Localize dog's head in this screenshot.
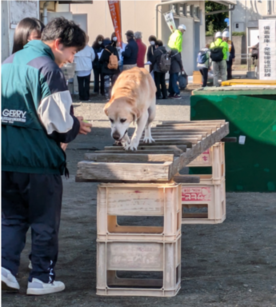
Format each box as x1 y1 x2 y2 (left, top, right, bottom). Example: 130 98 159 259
103 97 140 141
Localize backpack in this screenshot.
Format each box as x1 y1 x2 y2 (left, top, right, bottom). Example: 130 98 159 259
197 50 208 64
158 50 171 73
105 48 118 70
210 42 224 62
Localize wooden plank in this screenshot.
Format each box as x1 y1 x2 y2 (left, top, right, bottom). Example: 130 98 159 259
100 149 184 156
161 120 226 125
84 153 174 163
151 134 204 140
76 161 172 182
173 175 200 183
151 131 209 136
169 123 229 176
104 145 187 151
151 127 215 132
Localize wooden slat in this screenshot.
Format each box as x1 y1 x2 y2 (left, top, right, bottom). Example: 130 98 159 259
161 120 225 125
152 134 204 140
84 153 174 163
76 161 172 182
105 145 187 151
169 123 229 176
173 175 200 183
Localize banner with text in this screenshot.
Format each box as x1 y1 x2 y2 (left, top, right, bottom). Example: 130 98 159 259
259 19 276 80
163 10 176 33
108 0 122 47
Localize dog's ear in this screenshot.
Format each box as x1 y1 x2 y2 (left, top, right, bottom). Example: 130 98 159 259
131 107 140 122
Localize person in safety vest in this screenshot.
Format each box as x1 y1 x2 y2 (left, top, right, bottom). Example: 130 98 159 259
210 31 229 86
168 24 186 53
222 31 235 80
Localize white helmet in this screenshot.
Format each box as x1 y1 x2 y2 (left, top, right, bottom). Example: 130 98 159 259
222 31 229 38
215 31 222 38
178 24 186 31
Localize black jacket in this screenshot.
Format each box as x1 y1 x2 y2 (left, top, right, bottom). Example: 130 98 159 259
228 41 235 64
169 49 183 74
99 45 120 75
92 45 104 70
122 38 138 65
147 45 155 63
152 46 167 73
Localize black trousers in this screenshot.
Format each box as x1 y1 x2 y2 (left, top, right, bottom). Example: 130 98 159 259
77 74 90 101
2 171 62 283
227 62 232 80
154 72 167 99
199 68 208 87
93 67 104 95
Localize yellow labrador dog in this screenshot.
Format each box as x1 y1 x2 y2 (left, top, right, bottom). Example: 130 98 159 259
103 67 156 151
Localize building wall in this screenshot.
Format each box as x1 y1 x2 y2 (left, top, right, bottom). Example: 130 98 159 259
231 0 276 32
70 1 161 48
70 0 205 75
2 0 40 61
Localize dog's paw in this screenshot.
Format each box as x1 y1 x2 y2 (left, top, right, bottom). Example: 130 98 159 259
122 141 130 150
128 140 139 151
143 136 155 144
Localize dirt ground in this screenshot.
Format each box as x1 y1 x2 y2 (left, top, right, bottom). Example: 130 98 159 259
2 92 276 307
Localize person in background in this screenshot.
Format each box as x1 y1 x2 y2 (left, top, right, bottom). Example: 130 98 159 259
92 35 105 96
2 17 92 296
122 30 138 71
210 31 229 86
197 43 211 87
222 31 235 80
250 37 259 74
74 35 95 101
168 48 183 99
147 35 157 72
99 38 120 99
168 24 186 53
134 31 147 68
111 32 126 72
152 40 168 100
12 17 45 54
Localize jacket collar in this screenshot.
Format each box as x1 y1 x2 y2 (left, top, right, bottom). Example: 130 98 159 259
24 40 55 61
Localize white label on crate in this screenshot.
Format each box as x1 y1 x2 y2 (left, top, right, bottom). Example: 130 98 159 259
182 187 211 202
107 242 163 270
239 135 246 145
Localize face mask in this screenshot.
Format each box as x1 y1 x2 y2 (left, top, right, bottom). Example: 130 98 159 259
150 41 155 45
113 37 117 42
98 41 102 45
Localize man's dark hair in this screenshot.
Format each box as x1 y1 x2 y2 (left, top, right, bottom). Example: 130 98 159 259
148 35 157 42
156 40 163 47
41 17 86 51
12 18 45 54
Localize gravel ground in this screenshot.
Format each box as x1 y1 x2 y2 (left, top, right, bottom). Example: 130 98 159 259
2 91 276 307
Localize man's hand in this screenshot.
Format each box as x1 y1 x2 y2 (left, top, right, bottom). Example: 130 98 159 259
77 116 92 135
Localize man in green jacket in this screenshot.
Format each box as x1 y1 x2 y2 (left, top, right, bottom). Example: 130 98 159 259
168 24 186 53
1 17 92 295
210 31 229 86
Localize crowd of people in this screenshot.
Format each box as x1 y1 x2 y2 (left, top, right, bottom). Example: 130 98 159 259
197 30 236 87
74 25 186 100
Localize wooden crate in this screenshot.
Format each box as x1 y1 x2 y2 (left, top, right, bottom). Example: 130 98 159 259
180 175 226 224
96 235 181 297
187 142 225 181
97 183 181 242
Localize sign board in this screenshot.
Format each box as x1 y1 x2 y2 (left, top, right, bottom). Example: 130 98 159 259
9 0 39 29
259 19 276 80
